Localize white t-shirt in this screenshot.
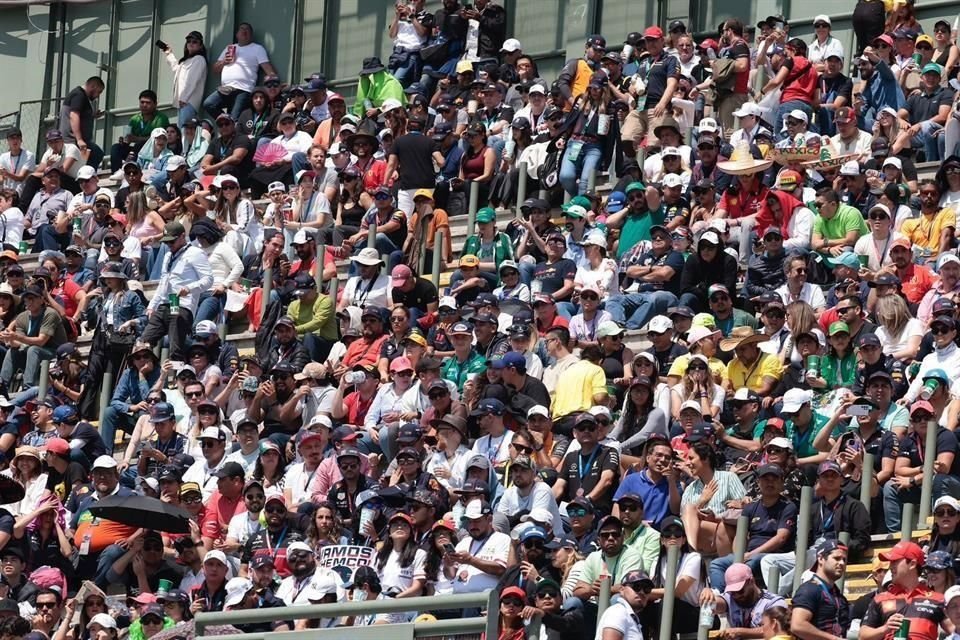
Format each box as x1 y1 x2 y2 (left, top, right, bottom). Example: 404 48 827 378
775 282 826 310
283 462 319 506
875 318 924 357
941 190 960 212
68 188 114 215
98 236 141 263
471 431 514 465
394 20 426 51
0 207 25 247
658 551 705 606
451 531 511 594
218 42 270 93
378 548 427 594
574 259 619 299
276 567 340 606
226 511 263 547
595 599 644 640
0 150 35 192
854 231 904 271
223 447 259 477
341 274 391 309
40 144 83 179
495 481 564 535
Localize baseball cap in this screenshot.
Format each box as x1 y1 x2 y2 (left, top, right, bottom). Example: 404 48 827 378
878 541 925 564
464 499 492 519
648 315 673 333
92 455 118 470
732 103 762 118
724 563 754 592
781 388 813 413
818 460 842 475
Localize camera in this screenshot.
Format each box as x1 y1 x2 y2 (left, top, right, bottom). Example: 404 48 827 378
49 366 63 380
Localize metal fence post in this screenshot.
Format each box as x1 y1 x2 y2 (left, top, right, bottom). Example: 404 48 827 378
467 182 480 232
587 168 597 193
658 544 680 640
260 267 273 320
316 243 326 291
431 229 445 290
792 486 814 595
367 220 377 253
901 503 915 542
36 360 50 401
483 587 499 640
98 366 113 426
860 452 875 512
733 515 749 562
768 565 781 595
837 532 851 593
918 422 938 526
517 161 528 209
597 575 612 619
563 190 572 205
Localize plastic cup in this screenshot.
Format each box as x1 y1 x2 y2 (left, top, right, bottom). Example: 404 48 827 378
241 278 252 293
168 293 180 313
18 241 27 255
920 378 940 400
805 354 820 374
157 579 172 594
597 114 611 135
858 255 869 268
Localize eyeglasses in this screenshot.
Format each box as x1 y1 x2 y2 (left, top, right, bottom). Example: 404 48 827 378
598 530 621 539
932 325 954 335
264 505 286 514
398 457 419 465
936 508 959 517
547 238 566 245
181 495 202 504
339 462 359 471
574 423 597 433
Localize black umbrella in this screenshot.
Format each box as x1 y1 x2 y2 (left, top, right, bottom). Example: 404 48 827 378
88 494 192 533
0 477 24 504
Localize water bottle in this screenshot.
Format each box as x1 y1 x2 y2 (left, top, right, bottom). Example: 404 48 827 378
699 601 715 628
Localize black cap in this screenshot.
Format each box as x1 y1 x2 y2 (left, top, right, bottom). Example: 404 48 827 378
586 34 607 49
869 273 901 288
858 333 882 348
667 305 695 318
669 20 687 32
214 461 245 479
867 370 893 384
756 463 784 477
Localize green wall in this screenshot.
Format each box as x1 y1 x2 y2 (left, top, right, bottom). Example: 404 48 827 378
1 0 958 153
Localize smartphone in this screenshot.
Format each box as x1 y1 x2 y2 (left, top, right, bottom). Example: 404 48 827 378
155 39 167 50
847 403 873 417
442 542 455 554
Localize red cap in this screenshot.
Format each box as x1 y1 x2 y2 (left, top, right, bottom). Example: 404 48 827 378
389 512 415 527
889 238 912 251
872 34 894 48
644 26 664 39
878 541 925 564
910 400 935 416
44 438 70 457
501 586 527 601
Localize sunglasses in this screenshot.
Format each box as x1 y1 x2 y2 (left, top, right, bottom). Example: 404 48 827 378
393 370 414 377
709 295 729 302
836 306 857 313
94 202 111 209
568 508 589 518
932 325 954 335
201 440 221 449
764 310 785 319
502 598 525 607
181 495 202 504
245 493 265 501
793 268 807 275
574 423 598 433
339 462 359 471
936 508 959 517
580 293 599 301
868 212 889 220
512 443 533 455
687 364 708 371
598 530 621 539
222 184 239 191
264 505 286 514
124 169 140 176
36 602 59 610
185 391 204 398
911 414 934 423
537 591 560 599
142 618 163 625
522 540 545 549
398 456 419 464
765 446 787 454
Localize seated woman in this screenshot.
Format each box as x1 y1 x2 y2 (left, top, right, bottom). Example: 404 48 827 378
680 441 745 555
670 355 724 420
807 321 857 393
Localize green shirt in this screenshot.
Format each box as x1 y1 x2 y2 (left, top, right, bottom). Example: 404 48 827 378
288 294 337 341
713 308 758 337
622 524 661 574
788 412 829 458
617 209 666 258
128 111 170 139
441 352 486 392
461 232 514 272
813 203 868 244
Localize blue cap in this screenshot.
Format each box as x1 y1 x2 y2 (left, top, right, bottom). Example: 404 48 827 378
923 368 950 384
489 352 526 370
826 251 860 270
544 533 578 549
149 402 176 423
606 191 627 213
51 405 77 423
303 78 326 92
519 526 549 543
470 398 506 417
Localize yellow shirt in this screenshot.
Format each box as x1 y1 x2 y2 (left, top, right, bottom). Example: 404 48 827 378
667 354 727 382
900 209 956 253
725 353 783 391
551 359 607 417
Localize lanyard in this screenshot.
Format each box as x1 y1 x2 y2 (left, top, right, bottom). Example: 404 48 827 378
298 192 315 223
578 446 601 480
265 524 288 561
485 434 505 463
820 496 842 532
469 533 492 556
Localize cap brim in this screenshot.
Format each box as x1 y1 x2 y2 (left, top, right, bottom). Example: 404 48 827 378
725 578 750 593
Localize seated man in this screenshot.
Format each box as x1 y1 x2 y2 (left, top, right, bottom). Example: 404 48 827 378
605 224 684 331
0 284 67 391
811 188 868 260
896 62 952 162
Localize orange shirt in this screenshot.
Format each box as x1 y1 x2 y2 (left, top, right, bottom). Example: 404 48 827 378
343 334 388 369
71 488 137 554
898 263 936 305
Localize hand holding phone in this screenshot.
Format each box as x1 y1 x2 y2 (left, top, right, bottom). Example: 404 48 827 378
155 40 168 51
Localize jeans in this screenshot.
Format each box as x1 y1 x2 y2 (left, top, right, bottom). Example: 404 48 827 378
733 218 758 266
33 223 69 253
517 259 536 286
99 404 138 455
604 291 678 330
203 89 252 121
291 151 310 177
0 345 56 390
710 553 766 591
882 474 960 532
775 100 815 141
559 141 603 196
194 291 225 325
679 291 705 313
140 304 194 361
389 49 421 88
303 333 335 363
178 104 199 128
910 120 945 162
150 243 170 281
110 141 140 173
555 301 577 320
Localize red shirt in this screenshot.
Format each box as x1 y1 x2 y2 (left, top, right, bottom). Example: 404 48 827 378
200 491 246 542
344 391 375 426
719 182 770 220
343 334 388 368
898 263 936 305
780 56 818 105
353 158 389 194
863 583 944 640
289 250 335 279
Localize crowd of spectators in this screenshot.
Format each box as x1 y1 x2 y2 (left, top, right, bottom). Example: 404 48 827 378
3 1 960 640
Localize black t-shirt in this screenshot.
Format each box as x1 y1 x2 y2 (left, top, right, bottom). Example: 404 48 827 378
905 86 955 125
792 577 851 637
639 52 681 106
898 427 960 476
208 134 254 180
559 444 620 514
632 249 685 296
646 342 688 378
0 509 14 539
516 375 551 408
241 525 306 578
114 186 142 215
743 497 798 550
68 423 107 463
45 461 87 503
61 86 95 142
820 73 853 104
506 221 562 264
861 428 900 474
119 559 184 596
391 133 437 189
392 277 439 312
434 7 469 44
533 259 577 300
662 197 690 226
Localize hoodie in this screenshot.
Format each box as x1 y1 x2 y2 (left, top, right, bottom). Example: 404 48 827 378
755 190 815 252
680 243 738 305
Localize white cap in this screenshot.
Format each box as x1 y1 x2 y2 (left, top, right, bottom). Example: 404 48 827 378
679 400 703 414
176 363 196 377
381 98 404 114
267 181 286 193
634 351 657 365
137 476 159 493
194 320 219 336
212 174 238 188
294 169 315 184
648 315 673 333
698 117 719 133
732 102 762 118
288 541 314 555
464 499 490 519
661 146 680 158
767 436 793 450
87 614 118 630
934 495 960 512
839 161 860 176
76 165 97 181
501 38 523 53
199 426 225 441
378 128 393 140
166 155 187 171
527 405 550 419
661 173 683 188
781 388 814 413
732 387 758 402
307 414 333 430
689 354 709 367
813 14 831 25
328 142 346 155
724 247 739 261
439 295 457 310
520 507 554 524
946 585 960 606
92 455 118 470
787 109 809 124
882 157 903 171
938 253 960 270
700 231 721 246
203 550 228 565
304 572 340 600
224 577 254 608
292 229 313 245
589 405 612 420
528 84 547 95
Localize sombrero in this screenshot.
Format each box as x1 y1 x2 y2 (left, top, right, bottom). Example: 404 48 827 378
717 141 773 176
802 146 859 171
768 146 820 165
719 326 770 352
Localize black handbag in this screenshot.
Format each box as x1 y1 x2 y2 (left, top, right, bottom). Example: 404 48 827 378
420 38 449 67
538 150 561 189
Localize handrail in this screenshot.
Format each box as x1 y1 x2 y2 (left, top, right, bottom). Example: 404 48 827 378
194 589 493 636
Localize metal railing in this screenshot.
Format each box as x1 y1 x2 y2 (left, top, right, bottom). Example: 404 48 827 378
195 590 498 640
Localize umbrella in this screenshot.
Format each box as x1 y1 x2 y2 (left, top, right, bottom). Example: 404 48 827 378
0 476 24 504
88 495 192 533
253 142 289 164
499 298 531 317
152 621 242 640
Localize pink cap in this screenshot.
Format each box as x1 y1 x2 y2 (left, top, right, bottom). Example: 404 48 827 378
131 593 157 604
724 563 753 593
391 264 413 286
910 400 935 415
390 356 414 373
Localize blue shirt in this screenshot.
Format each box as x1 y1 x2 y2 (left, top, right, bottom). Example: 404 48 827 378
743 497 798 551
110 366 161 414
614 468 678 528
864 60 905 113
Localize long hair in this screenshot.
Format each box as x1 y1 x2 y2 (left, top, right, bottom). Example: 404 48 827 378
305 501 344 549
762 606 792 636
180 38 207 63
376 522 418 571
558 547 584 585
253 447 288 485
126 191 148 230
785 300 816 337
875 293 911 341
619 383 654 444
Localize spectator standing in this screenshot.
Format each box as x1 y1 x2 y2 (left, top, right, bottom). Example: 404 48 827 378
162 31 209 126
203 23 277 121
386 115 436 215
388 0 429 87
109 90 170 174
58 76 105 169
715 20 752 131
